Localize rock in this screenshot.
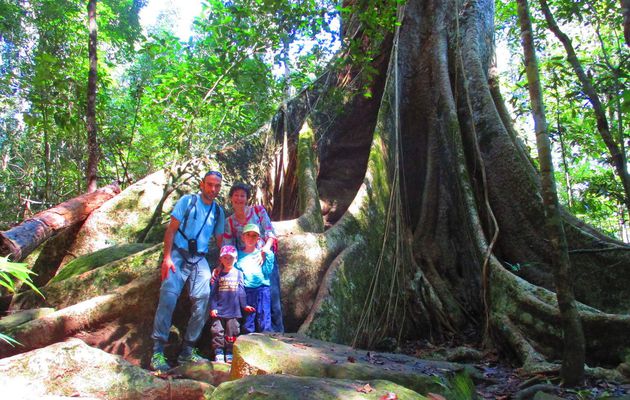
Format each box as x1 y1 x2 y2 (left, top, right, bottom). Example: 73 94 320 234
0 338 212 399
423 346 485 363
170 361 232 386
58 158 215 267
532 392 564 400
231 333 468 395
211 374 427 399
0 308 55 330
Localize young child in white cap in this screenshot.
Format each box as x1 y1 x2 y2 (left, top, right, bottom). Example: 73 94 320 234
209 244 255 363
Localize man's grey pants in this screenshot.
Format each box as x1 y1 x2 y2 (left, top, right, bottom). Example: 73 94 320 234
151 250 211 354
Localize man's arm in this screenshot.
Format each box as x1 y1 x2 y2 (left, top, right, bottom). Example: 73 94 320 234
161 216 180 281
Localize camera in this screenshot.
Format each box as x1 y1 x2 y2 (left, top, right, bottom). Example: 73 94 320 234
188 239 198 255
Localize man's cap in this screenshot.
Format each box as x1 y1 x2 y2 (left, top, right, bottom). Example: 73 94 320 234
204 170 223 179
242 223 260 235
220 245 237 258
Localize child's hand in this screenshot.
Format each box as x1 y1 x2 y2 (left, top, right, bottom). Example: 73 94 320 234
244 306 256 313
210 309 218 318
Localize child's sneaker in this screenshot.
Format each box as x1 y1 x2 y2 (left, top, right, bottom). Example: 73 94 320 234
225 352 233 363
214 349 225 363
150 352 170 372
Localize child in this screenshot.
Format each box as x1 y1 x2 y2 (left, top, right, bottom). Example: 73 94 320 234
236 224 275 333
209 245 255 363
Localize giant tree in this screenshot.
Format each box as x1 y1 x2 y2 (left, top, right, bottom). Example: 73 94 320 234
3 0 630 382
257 0 630 377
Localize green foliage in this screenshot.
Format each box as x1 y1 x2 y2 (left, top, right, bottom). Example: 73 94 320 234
0 255 42 346
0 0 146 224
432 372 476 400
0 255 40 295
495 0 629 241
1 0 342 226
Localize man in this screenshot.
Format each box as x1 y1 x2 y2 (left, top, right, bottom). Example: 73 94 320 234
150 170 225 372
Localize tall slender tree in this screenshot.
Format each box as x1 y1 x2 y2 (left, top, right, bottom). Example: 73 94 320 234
516 0 585 385
86 0 98 193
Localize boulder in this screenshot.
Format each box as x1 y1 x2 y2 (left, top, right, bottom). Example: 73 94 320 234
231 333 469 395
211 374 427 399
170 361 232 387
0 338 212 399
58 158 216 268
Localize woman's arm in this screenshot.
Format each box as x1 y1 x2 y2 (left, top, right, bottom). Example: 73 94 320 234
254 206 277 254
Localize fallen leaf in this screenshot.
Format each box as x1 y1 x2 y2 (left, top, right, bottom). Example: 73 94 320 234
356 384 375 393
379 393 398 400
347 356 356 363
292 343 311 349
427 393 447 400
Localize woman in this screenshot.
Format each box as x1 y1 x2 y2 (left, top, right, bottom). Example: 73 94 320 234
223 182 284 333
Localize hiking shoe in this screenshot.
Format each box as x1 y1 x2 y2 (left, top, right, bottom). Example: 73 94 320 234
225 352 233 363
177 348 209 364
150 352 170 372
214 349 225 363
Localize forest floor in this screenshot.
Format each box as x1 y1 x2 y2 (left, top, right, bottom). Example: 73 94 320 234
403 338 630 399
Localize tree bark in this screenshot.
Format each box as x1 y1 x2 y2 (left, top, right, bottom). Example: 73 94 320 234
0 184 119 261
622 0 630 46
517 0 585 385
86 0 99 193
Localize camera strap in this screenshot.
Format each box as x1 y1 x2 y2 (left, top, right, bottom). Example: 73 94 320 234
177 194 216 243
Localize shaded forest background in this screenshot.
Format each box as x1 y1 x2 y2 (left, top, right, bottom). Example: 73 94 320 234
0 0 627 241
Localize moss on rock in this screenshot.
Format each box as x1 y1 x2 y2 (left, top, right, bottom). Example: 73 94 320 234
10 243 162 311
211 374 427 399
51 243 153 283
231 333 464 395
0 338 212 400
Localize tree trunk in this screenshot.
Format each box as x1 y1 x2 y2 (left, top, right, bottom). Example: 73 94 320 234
261 0 630 377
623 0 630 46
86 0 99 193
516 0 585 385
0 184 120 261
